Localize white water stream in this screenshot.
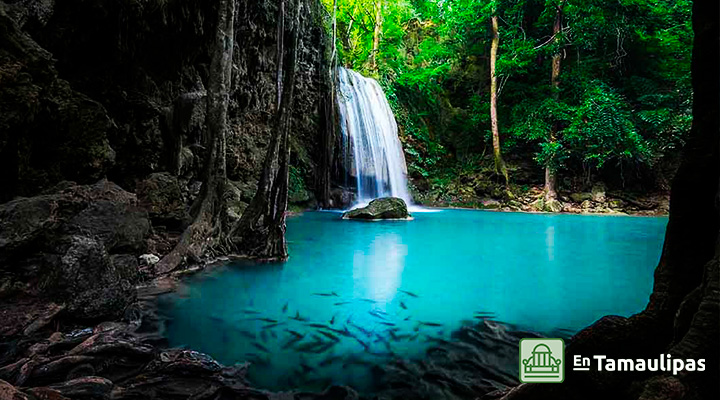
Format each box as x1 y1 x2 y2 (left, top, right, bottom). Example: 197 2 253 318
337 67 412 207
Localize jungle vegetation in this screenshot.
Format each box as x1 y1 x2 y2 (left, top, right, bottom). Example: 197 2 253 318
322 0 693 205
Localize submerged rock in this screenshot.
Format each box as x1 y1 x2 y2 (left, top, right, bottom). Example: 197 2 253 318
342 197 411 220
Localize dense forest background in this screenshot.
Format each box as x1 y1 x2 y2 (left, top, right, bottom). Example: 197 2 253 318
321 0 692 209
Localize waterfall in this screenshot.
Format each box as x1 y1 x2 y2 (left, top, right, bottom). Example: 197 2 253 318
337 67 412 207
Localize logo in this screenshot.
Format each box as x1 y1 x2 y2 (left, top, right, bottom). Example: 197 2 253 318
519 338 565 383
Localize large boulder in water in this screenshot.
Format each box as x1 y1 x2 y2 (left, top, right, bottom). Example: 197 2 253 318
342 197 411 220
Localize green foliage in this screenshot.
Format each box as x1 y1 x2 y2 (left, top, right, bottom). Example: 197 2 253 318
322 0 692 186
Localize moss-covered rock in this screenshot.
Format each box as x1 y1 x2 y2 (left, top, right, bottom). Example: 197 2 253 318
342 197 411 220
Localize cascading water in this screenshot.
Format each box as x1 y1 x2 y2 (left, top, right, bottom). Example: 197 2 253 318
337 67 412 207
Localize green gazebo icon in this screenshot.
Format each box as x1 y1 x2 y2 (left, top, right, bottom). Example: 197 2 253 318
522 344 562 376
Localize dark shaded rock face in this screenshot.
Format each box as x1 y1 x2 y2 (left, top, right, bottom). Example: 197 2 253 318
136 172 189 230
342 197 410 220
0 0 329 210
0 180 149 320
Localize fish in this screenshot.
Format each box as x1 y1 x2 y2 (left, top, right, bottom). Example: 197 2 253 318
473 315 496 320
379 321 396 327
294 341 325 353
419 321 443 327
334 301 352 306
252 342 269 353
290 311 308 322
329 315 336 325
313 292 339 297
245 353 270 366
319 354 344 367
474 311 495 315
424 335 451 345
306 323 331 330
243 317 278 323
349 322 372 337
399 289 419 298
368 350 394 357
241 309 262 315
270 330 278 339
318 330 340 342
286 329 304 338
282 302 289 313
235 330 256 340
400 301 408 310
368 310 387 320
282 335 304 349
404 316 412 321
359 298 377 304
262 322 285 330
326 326 353 338
354 337 369 350
314 341 339 354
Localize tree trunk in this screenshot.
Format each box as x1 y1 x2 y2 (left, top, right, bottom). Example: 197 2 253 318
543 2 563 204
369 0 382 70
229 0 303 260
318 0 338 208
490 15 509 187
155 0 235 274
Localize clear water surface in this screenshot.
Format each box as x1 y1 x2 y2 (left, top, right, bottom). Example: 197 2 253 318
157 209 667 391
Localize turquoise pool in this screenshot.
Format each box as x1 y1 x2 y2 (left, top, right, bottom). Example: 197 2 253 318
157 209 667 392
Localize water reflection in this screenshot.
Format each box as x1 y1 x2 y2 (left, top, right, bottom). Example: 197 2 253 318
545 225 555 261
353 233 407 303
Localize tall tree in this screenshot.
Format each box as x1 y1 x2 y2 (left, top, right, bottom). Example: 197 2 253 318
230 0 304 259
157 0 305 272
369 0 383 70
490 13 509 186
543 0 563 208
156 0 236 273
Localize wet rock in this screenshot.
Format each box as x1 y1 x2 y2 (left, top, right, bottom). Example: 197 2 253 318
0 379 30 400
591 183 606 203
569 192 592 203
532 197 563 213
139 254 160 266
20 303 64 337
0 180 148 321
329 188 355 209
223 181 250 224
24 387 69 400
342 198 410 220
136 173 189 230
47 376 113 399
296 385 359 400
480 199 501 209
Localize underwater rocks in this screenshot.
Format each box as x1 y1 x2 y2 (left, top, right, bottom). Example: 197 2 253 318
0 303 364 400
342 197 410 220
0 180 149 320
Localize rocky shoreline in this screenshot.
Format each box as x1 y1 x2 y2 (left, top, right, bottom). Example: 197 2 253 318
413 183 669 216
